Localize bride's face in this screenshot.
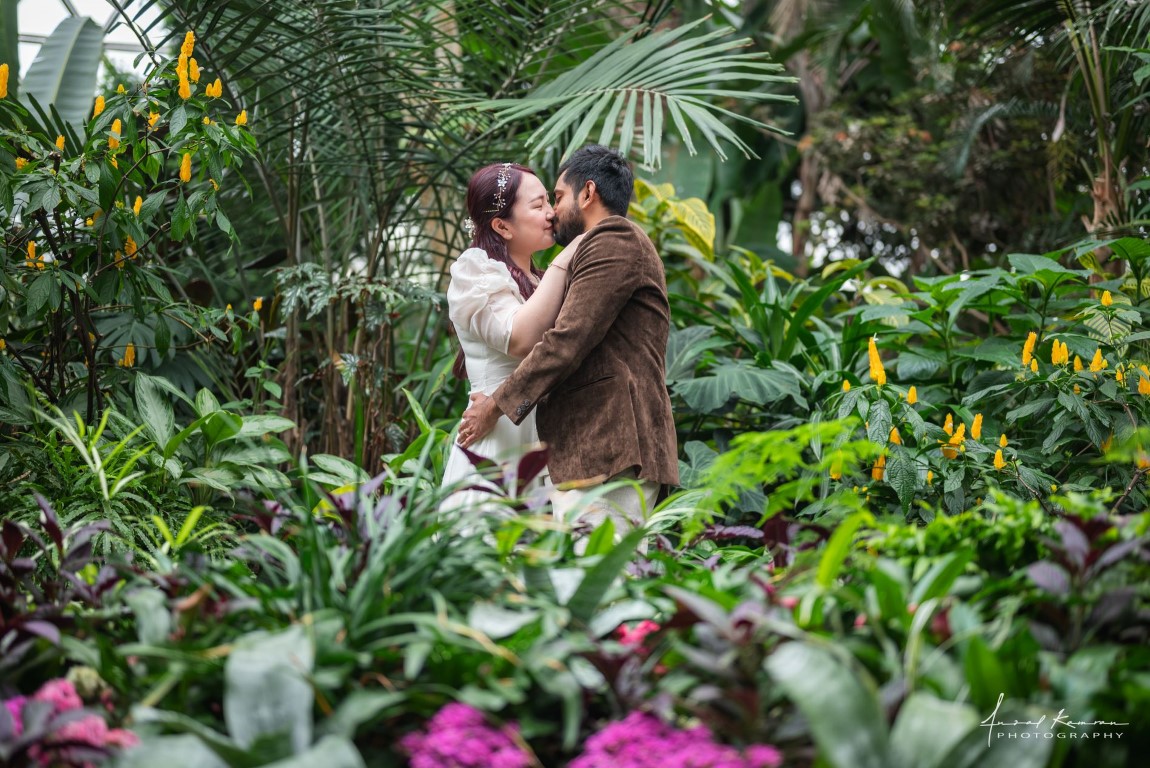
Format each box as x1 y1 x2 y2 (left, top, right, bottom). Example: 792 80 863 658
495 173 555 255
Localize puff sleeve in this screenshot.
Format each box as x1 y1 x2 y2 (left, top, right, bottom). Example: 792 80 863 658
447 248 525 355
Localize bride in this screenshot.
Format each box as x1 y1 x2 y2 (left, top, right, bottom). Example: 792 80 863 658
439 162 582 514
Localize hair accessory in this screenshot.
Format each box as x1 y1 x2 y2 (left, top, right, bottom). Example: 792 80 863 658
462 217 476 236
488 162 512 213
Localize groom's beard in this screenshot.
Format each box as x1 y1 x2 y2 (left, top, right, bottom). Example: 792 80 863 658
553 210 584 246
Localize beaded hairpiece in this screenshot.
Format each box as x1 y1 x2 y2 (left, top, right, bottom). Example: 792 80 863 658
487 162 512 213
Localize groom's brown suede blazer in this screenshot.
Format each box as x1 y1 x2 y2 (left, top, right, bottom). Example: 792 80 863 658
492 215 679 487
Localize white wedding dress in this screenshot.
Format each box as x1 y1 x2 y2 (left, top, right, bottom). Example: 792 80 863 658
439 248 551 515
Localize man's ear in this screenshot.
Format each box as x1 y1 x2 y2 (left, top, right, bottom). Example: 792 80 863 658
581 180 597 208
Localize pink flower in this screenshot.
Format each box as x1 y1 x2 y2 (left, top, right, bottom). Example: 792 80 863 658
53 713 109 746
33 679 82 713
105 728 140 749
779 596 798 610
745 744 784 768
616 620 661 647
4 696 27 736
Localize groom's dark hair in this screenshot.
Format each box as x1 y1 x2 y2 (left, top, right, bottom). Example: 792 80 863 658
558 145 633 216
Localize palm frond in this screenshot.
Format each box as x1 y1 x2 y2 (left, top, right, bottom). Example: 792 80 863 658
468 17 796 166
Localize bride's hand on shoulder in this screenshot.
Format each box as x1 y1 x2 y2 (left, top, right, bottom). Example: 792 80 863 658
552 233 585 269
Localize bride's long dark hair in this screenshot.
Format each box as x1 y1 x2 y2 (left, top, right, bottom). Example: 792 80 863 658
451 163 545 380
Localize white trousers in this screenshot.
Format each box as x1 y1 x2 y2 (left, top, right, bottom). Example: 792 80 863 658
550 468 659 546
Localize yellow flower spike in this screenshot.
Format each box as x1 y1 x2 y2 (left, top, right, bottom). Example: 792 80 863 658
148 111 160 128
867 336 886 386
110 156 118 169
1030 358 1038 373
178 76 192 101
181 31 196 58
116 83 126 94
25 241 36 268
999 433 1007 448
1089 348 1106 373
1073 384 1081 394
253 297 264 312
226 303 232 312
1139 367 1150 396
971 414 983 440
235 109 248 127
210 78 223 99
109 119 121 150
15 157 26 170
125 236 137 259
179 152 192 183
829 452 843 481
1050 484 1058 493
85 218 93 226
943 413 954 435
842 380 851 393
1101 290 1113 307
872 454 886 482
1117 366 1126 384
203 116 211 125
119 341 136 368
0 338 5 351
1102 434 1114 452
906 385 917 405
55 135 65 151
1073 355 1083 372
1022 331 1037 366
209 179 219 191
133 195 142 216
93 95 105 118
994 449 1006 470
189 58 201 83
949 423 966 445
1137 453 1150 469
113 250 125 269
889 427 902 445
926 470 934 485
0 63 8 99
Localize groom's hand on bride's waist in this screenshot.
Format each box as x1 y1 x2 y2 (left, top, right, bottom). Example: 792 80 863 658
458 392 500 447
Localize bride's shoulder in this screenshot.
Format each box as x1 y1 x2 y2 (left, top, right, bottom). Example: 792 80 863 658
449 248 516 293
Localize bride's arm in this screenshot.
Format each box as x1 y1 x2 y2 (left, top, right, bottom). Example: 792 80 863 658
506 234 584 357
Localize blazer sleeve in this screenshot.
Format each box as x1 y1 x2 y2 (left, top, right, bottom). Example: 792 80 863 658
492 224 640 424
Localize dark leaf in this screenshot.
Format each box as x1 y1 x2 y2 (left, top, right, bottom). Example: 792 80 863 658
515 444 549 496
702 525 765 541
1089 538 1146 575
1 520 23 559
1087 588 1136 627
1027 561 1070 595
35 494 63 552
22 620 62 644
1053 520 1090 570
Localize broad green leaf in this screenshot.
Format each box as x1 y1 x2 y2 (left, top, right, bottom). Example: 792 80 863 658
114 734 228 768
263 736 365 768
566 528 645 626
885 448 919 511
21 17 102 128
665 197 715 259
135 373 175 448
890 693 979 768
467 603 539 640
767 642 888 768
225 625 315 754
817 513 867 588
674 361 806 413
235 414 296 439
866 399 893 445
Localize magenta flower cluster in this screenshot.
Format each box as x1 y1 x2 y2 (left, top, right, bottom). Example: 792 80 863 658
399 702 532 768
569 711 783 768
2 678 138 767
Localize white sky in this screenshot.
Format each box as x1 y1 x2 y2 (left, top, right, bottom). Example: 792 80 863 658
18 0 162 77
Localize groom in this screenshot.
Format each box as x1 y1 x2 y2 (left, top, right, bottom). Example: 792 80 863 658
458 144 678 534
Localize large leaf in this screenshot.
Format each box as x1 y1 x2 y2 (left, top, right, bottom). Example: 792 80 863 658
889 693 979 768
135 373 175 449
767 642 888 768
21 16 102 128
566 528 645 626
114 734 229 768
224 625 315 754
674 361 806 413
